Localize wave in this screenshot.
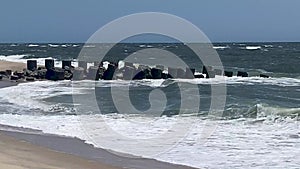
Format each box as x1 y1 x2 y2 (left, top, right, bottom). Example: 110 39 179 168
244 46 261 50
48 44 59 47
0 107 298 169
213 46 230 50
28 44 39 47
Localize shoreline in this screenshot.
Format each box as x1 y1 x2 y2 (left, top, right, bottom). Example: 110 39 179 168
0 126 196 169
0 80 197 169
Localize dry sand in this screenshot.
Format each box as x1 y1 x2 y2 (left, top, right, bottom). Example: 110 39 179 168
0 61 26 72
0 133 120 169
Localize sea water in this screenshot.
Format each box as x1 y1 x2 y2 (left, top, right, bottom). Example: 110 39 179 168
0 43 299 168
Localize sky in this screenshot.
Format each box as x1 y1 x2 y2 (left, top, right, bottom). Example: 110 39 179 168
0 0 300 43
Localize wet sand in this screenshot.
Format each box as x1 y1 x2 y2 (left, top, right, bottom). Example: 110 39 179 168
2 129 195 169
0 132 120 169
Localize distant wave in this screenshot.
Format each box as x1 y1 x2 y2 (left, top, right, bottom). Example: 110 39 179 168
245 46 261 50
48 44 59 48
28 44 39 47
213 46 230 50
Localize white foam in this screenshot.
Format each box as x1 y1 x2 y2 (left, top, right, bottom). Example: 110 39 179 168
245 46 261 50
28 44 39 47
213 46 230 50
264 45 273 48
0 113 298 169
175 76 300 87
48 44 59 47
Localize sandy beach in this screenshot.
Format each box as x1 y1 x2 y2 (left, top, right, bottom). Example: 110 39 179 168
0 132 120 169
0 61 26 72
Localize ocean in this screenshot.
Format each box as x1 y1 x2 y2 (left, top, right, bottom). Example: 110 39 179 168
0 42 299 169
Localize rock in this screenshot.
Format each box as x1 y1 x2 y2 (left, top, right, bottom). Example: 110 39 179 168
38 66 46 70
87 66 100 80
215 69 223 76
26 77 35 81
27 60 37 71
62 60 72 69
123 66 135 80
224 71 233 77
64 70 73 80
45 68 65 81
133 65 151 80
260 74 269 78
237 71 248 77
78 61 87 71
0 75 2 80
98 67 106 79
37 69 47 79
124 62 134 67
10 75 19 81
177 68 185 79
168 67 177 78
195 74 205 78
156 65 164 70
151 68 162 79
202 66 215 78
14 71 25 79
185 68 195 79
6 70 12 76
161 73 169 79
102 64 116 80
202 65 211 75
94 61 100 67
206 70 215 78
0 71 7 76
73 67 85 80
45 59 55 70
133 69 146 80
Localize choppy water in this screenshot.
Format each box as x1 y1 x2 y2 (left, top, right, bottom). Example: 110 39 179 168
0 43 299 168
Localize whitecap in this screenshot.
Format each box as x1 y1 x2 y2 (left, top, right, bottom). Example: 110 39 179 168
245 46 261 50
48 44 59 47
213 46 230 50
28 44 39 47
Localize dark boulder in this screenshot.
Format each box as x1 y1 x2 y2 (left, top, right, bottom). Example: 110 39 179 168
214 69 223 76
46 68 65 81
102 64 116 80
202 66 215 78
156 65 164 70
260 74 269 78
10 75 19 81
78 61 87 71
168 67 177 78
6 70 12 76
45 59 54 70
62 60 72 69
151 68 162 79
185 68 195 79
87 66 100 80
26 77 35 81
73 67 85 80
27 60 37 71
123 66 135 80
237 71 248 77
224 71 233 77
177 68 185 79
195 74 205 78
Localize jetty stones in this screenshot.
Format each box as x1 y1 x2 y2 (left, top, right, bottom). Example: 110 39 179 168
46 68 65 81
27 60 37 71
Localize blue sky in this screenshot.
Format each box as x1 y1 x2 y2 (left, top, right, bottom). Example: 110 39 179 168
0 0 299 42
